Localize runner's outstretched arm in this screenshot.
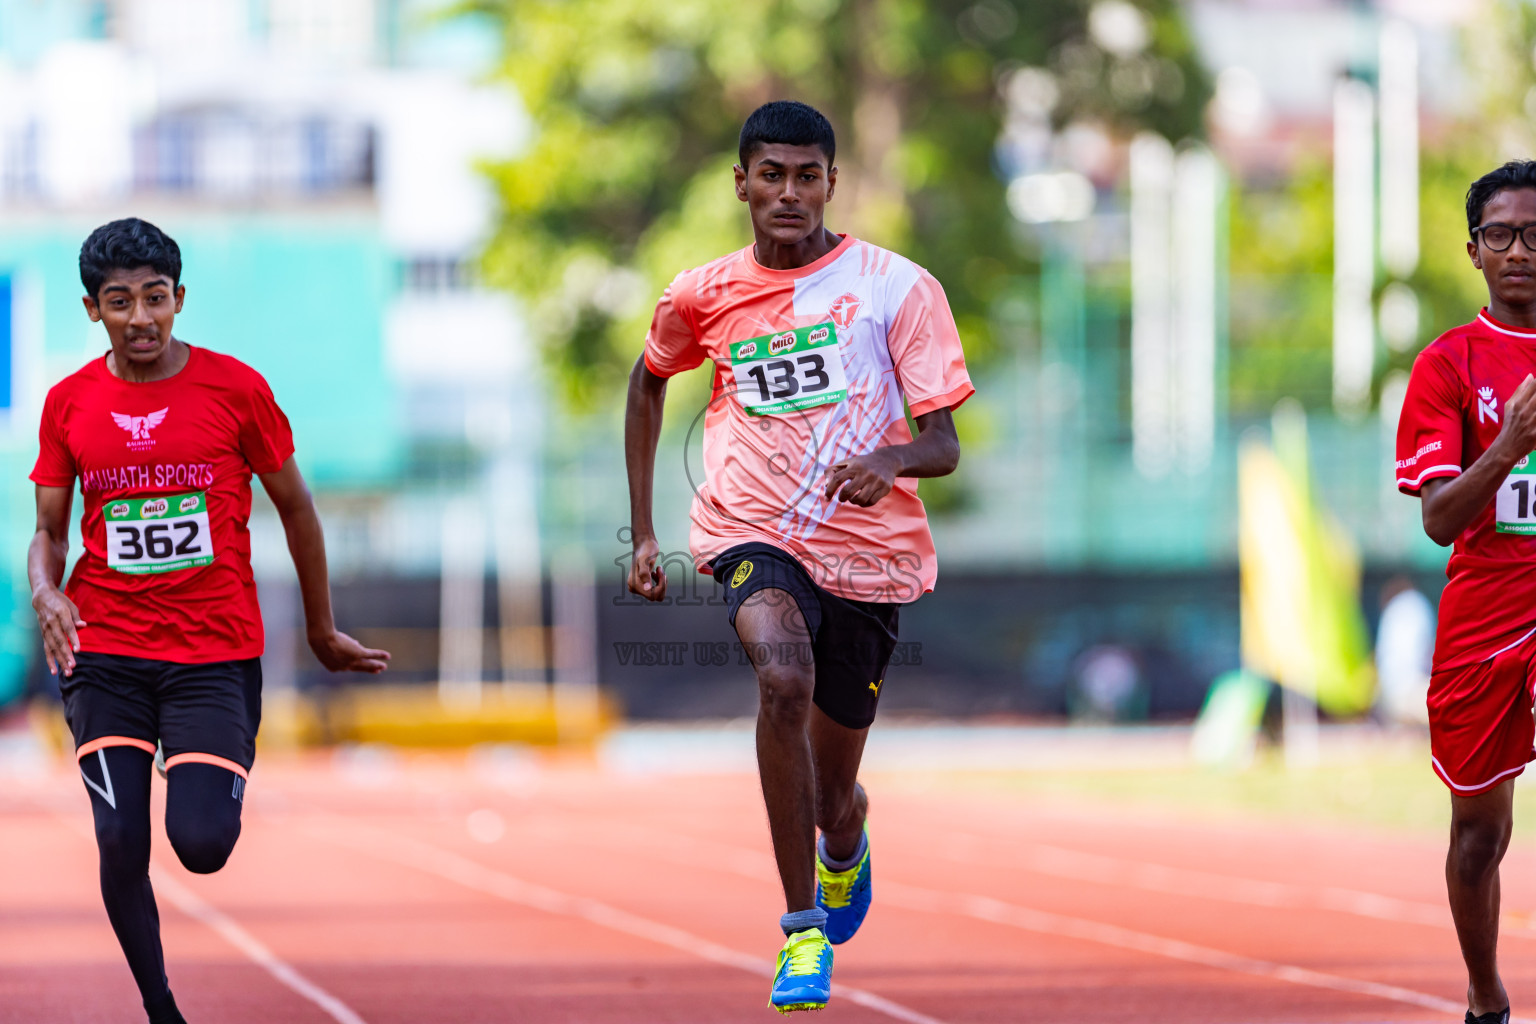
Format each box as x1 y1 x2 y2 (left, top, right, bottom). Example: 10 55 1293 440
28 484 85 677
258 457 390 673
1422 373 1536 545
823 406 960 507
624 354 669 602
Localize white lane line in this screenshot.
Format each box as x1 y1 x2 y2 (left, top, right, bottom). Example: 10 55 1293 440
567 821 1462 1018
38 801 369 1024
307 820 946 1024
473 804 1477 937
151 867 370 1024
879 881 1464 1017
938 835 1524 936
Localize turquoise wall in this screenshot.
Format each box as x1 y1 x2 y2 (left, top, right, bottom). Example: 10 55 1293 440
0 0 106 62
0 215 401 487
173 220 401 486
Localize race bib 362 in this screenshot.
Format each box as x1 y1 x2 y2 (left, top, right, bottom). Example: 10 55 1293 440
102 491 215 574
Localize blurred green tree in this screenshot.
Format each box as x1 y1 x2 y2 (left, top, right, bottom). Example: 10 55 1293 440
1394 0 1534 372
1225 143 1500 417
1225 1 1536 416
467 0 1211 407
1226 161 1337 413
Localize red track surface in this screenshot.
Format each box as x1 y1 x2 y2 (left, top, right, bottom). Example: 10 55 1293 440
0 747 1526 1023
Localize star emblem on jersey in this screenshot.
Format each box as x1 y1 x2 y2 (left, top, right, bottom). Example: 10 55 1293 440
111 407 168 451
1479 386 1499 425
828 293 862 329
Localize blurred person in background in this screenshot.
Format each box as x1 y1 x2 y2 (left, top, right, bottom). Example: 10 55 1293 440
1395 161 1536 1024
1374 576 1433 726
624 101 971 1013
27 219 389 1024
1067 644 1149 722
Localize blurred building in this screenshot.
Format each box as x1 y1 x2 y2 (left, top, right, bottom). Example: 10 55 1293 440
0 0 536 693
0 0 1491 717
1191 0 1473 178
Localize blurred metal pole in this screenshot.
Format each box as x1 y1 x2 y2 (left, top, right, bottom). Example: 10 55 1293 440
1378 19 1419 280
1130 132 1175 480
1378 370 1412 558
1282 686 1320 771
1040 237 1087 562
491 451 545 684
552 549 600 740
1172 145 1220 476
1333 77 1376 418
257 574 300 748
438 496 486 709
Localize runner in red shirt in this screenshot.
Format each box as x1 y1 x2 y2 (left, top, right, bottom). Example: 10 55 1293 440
27 218 389 1024
1395 162 1536 1024
625 102 970 1013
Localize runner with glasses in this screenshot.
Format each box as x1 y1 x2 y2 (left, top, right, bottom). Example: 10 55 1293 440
1397 159 1536 1024
1471 221 1536 252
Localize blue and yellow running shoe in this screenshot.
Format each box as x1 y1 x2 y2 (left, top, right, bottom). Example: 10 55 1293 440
816 826 872 945
769 927 832 1013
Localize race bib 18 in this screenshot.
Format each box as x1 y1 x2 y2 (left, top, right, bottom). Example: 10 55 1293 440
103 491 215 574
1497 454 1536 534
729 322 848 416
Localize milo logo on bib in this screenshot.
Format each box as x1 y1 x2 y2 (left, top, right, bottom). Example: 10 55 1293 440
101 490 215 574
729 321 849 416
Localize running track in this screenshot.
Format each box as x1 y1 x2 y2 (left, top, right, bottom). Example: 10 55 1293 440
1 741 1531 1023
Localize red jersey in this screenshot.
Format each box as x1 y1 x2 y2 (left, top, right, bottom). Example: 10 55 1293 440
1397 310 1536 671
30 346 295 663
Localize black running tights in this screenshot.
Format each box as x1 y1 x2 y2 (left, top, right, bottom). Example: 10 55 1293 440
78 746 246 1024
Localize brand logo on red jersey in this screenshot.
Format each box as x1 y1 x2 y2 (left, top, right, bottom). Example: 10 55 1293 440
108 502 130 519
828 293 862 328
140 498 168 519
1479 386 1499 425
179 496 200 513
111 407 168 451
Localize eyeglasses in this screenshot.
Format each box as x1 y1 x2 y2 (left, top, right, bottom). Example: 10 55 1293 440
1473 222 1536 252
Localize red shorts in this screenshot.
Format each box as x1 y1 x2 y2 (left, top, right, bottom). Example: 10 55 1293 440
1429 634 1536 796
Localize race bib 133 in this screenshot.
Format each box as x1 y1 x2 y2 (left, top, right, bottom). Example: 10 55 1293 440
729 322 849 416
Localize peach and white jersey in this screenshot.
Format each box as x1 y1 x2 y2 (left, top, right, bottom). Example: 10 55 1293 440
643 234 973 603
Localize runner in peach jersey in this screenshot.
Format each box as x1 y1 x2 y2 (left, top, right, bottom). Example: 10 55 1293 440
624 101 972 1013
644 217 971 602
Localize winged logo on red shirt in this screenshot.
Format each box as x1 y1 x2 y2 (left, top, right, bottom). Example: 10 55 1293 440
111 407 168 449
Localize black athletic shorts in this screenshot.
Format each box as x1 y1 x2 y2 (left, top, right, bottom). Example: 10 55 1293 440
711 542 900 730
60 652 262 778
